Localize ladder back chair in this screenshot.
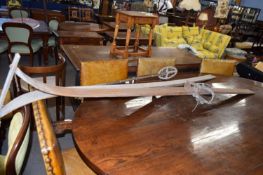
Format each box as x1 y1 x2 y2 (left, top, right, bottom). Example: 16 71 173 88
18 53 66 121
68 7 80 21
0 105 31 175
2 22 43 66
32 100 96 175
200 59 236 76
80 59 128 85
137 58 176 76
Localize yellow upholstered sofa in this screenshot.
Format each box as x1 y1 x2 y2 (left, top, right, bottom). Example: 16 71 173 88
141 24 231 59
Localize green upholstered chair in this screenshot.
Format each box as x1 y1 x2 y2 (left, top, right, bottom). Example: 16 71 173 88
0 105 31 175
0 40 8 54
48 19 59 61
3 22 43 66
9 8 29 18
48 19 59 47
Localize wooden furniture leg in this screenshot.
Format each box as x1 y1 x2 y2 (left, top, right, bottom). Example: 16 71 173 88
110 13 120 55
124 18 133 58
147 25 154 57
134 24 140 52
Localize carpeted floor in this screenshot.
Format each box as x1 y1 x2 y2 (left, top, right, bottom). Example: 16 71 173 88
0 53 76 175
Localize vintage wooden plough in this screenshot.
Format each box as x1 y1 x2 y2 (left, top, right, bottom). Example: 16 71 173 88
0 54 254 118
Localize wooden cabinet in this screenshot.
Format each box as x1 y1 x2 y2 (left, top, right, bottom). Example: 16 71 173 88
31 8 65 22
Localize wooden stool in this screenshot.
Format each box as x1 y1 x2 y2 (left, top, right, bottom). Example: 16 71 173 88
110 11 158 59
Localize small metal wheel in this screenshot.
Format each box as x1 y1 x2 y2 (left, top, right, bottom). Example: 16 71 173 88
158 66 178 80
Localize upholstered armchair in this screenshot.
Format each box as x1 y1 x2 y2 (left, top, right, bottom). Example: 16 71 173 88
0 105 31 175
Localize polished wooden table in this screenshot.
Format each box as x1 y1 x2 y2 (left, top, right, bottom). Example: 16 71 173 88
58 31 103 45
60 45 201 72
0 18 50 64
73 76 263 175
59 22 110 33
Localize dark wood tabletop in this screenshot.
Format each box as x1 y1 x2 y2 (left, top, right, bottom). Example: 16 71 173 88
60 45 201 72
73 76 263 175
59 21 110 33
58 31 103 45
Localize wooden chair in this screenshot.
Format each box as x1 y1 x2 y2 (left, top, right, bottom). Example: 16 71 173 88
80 8 93 22
80 59 128 85
48 18 60 62
18 53 66 121
137 58 176 76
200 59 236 76
32 100 96 175
2 22 43 66
68 7 80 21
0 105 31 175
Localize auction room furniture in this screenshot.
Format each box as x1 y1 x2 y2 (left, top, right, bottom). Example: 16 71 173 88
60 45 201 72
0 18 51 65
30 8 65 22
144 24 231 59
48 19 59 60
18 54 65 121
0 39 8 55
59 21 110 33
2 22 43 66
9 8 29 18
72 76 263 175
0 105 31 175
102 21 129 32
68 7 81 21
104 31 152 46
80 8 93 22
237 62 263 82
137 58 176 76
80 59 128 85
110 11 158 58
58 31 103 45
200 59 236 76
32 100 96 175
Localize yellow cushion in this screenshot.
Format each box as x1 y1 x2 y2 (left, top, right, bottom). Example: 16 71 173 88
203 42 220 53
197 50 219 59
80 59 128 85
137 58 176 76
182 26 199 38
200 59 236 76
167 27 183 39
255 62 263 72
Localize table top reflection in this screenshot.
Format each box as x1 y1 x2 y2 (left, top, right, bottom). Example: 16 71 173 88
73 76 263 175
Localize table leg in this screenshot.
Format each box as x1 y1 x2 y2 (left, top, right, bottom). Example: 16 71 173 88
134 24 140 52
147 25 154 57
124 18 133 58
